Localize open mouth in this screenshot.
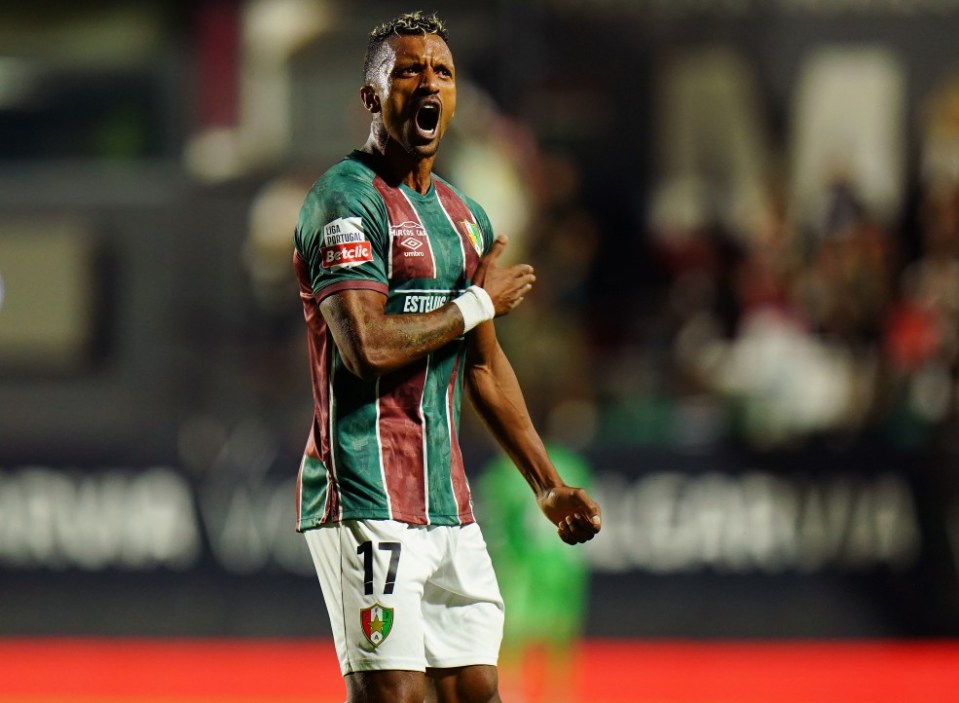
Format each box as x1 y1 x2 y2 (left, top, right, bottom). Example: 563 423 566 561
414 103 440 137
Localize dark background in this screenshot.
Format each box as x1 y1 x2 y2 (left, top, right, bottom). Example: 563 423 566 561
2 0 959 639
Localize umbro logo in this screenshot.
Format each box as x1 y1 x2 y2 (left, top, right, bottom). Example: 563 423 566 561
390 221 431 268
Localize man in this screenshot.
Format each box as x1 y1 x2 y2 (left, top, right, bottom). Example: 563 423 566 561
292 11 601 703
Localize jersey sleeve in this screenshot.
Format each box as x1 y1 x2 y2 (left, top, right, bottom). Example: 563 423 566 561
294 173 389 301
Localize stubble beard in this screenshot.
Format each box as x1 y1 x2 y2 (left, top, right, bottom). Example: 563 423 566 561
407 139 440 158
371 120 438 157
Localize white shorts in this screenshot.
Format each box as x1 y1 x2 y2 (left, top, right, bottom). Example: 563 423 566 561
304 520 505 675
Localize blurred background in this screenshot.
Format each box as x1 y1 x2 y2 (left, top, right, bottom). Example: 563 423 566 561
3 0 959 700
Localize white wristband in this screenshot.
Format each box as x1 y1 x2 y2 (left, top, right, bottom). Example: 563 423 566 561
451 285 495 333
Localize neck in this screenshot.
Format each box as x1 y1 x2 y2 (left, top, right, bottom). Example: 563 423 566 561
361 124 435 194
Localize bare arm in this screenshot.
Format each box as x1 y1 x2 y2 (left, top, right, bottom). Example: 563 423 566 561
465 321 602 544
319 235 534 379
320 289 464 378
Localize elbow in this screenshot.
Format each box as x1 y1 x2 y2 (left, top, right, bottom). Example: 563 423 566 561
321 293 400 380
465 364 495 399
339 345 394 381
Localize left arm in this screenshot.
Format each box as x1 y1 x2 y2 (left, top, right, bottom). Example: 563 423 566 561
465 320 601 545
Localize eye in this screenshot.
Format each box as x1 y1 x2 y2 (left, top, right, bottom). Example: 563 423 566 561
396 63 421 77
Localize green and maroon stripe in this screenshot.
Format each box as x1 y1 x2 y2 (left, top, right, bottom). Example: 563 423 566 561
293 249 339 527
434 179 483 280
370 176 431 521
433 180 480 522
445 354 474 522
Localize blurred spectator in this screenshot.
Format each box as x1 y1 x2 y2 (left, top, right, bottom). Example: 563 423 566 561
490 148 600 443
788 46 906 238
245 171 313 320
477 444 592 703
876 72 959 445
920 71 959 198
650 46 772 251
794 179 898 342
633 41 925 450
446 109 601 442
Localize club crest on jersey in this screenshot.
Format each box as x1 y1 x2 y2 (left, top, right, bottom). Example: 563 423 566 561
360 603 394 648
321 216 372 271
460 220 483 256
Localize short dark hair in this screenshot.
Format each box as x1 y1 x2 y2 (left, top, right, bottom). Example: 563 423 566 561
363 11 449 85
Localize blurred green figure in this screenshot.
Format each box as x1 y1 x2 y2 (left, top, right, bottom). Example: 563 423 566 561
477 444 592 703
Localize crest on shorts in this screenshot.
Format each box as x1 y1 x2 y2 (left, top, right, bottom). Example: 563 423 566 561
360 603 394 648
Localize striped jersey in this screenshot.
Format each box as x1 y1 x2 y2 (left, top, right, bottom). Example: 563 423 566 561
292 151 494 530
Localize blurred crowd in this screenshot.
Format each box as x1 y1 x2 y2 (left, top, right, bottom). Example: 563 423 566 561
465 46 959 454
5 3 959 458
245 41 959 456
196 5 959 457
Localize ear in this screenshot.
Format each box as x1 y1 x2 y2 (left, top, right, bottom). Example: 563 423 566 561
360 86 380 114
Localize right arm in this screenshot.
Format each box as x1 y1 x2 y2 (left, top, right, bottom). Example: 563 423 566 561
320 289 466 379
320 236 534 380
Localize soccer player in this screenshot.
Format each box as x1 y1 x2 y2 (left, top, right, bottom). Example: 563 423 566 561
292 11 602 703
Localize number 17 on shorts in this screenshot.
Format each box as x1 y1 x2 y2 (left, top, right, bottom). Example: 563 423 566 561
304 518 503 674
356 539 400 647
305 519 425 673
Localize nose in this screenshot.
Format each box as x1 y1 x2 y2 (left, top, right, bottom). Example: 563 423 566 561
418 67 439 93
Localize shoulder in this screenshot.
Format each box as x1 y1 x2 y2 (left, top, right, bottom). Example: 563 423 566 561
305 154 385 214
296 155 389 248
